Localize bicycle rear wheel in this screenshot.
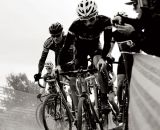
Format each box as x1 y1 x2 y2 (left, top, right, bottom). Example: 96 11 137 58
77 97 96 130
42 94 72 130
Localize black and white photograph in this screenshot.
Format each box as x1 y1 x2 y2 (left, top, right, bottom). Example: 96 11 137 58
0 0 160 130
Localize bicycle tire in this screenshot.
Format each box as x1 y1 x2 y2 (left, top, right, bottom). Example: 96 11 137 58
77 97 96 130
122 88 129 130
89 98 104 130
42 94 72 130
35 102 43 127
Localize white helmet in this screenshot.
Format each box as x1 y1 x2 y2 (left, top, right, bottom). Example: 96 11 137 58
44 61 54 68
77 0 98 20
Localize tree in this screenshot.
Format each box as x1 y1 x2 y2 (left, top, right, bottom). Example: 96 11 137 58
1 73 40 111
6 73 40 94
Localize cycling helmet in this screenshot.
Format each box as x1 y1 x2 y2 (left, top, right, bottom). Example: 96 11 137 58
44 61 54 68
125 0 137 5
49 22 63 35
77 0 98 20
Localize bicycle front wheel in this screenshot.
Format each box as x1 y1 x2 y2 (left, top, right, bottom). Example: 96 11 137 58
77 97 96 130
42 94 72 130
35 102 43 128
122 88 129 130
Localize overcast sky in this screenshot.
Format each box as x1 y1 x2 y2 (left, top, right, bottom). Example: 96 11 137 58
0 0 136 86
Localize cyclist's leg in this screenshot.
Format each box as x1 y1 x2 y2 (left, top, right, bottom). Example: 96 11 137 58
93 55 110 110
123 53 134 84
117 74 125 122
117 55 125 107
68 88 75 115
108 91 119 116
117 74 125 106
124 53 134 103
69 77 78 114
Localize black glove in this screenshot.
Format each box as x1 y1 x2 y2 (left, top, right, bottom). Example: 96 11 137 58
34 73 41 81
37 93 42 99
106 56 115 64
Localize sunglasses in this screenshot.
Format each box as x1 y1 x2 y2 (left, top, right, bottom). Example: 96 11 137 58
51 33 62 38
80 16 97 23
46 67 52 70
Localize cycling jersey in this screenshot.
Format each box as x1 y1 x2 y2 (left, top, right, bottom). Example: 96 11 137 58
38 35 74 73
59 15 112 69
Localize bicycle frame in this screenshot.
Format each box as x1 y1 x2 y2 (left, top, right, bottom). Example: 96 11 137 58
59 68 105 130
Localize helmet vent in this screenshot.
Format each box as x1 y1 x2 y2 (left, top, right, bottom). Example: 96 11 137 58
86 2 89 6
77 0 97 19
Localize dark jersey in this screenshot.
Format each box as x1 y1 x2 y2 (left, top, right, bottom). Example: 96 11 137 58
38 35 74 73
59 15 112 69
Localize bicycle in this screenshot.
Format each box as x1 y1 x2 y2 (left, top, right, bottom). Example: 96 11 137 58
117 40 136 130
36 97 44 128
58 68 102 130
59 65 120 130
37 74 74 130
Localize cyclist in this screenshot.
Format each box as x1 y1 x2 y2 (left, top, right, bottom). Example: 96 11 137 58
112 0 160 57
112 10 142 122
37 61 56 99
58 0 112 113
34 22 75 81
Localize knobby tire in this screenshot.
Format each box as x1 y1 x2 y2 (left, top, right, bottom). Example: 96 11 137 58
42 94 72 130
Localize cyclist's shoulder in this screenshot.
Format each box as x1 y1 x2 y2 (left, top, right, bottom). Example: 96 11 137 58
96 15 112 30
97 14 110 19
97 15 111 23
71 18 81 26
68 18 81 32
43 37 54 49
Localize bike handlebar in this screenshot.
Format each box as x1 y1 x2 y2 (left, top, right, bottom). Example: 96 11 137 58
37 76 69 89
57 68 97 77
38 77 45 88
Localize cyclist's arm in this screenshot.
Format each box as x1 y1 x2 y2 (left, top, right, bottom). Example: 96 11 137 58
118 15 144 49
107 38 115 57
38 49 49 74
58 31 75 66
103 19 112 59
38 38 53 74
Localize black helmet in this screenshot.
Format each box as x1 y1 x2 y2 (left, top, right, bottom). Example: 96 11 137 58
49 22 63 35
